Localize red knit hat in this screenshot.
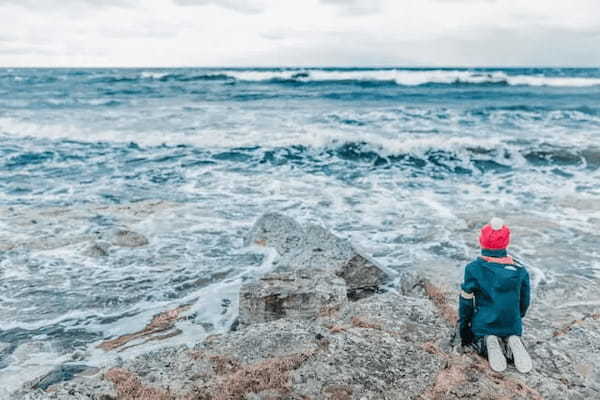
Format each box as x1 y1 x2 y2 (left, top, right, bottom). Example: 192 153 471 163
479 217 510 250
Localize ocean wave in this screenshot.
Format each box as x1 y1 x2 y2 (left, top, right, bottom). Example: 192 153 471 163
0 75 60 85
4 68 600 88
140 71 233 82
209 69 600 88
70 69 600 88
250 141 600 173
86 76 140 84
3 98 125 110
2 119 598 174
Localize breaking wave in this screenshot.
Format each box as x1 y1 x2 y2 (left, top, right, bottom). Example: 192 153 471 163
208 141 600 174
3 68 600 88
136 69 600 87
3 66 600 395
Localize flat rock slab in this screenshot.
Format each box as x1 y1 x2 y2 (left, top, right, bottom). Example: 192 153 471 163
238 269 347 328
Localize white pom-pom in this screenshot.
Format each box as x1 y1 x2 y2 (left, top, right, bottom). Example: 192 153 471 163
490 217 504 230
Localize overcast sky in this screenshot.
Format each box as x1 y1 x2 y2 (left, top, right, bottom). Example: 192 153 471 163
1 0 600 67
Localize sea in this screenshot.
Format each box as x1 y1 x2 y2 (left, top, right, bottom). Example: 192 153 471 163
1 67 600 395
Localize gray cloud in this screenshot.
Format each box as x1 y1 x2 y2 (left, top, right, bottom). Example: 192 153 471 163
173 0 264 14
320 0 382 16
2 0 599 67
227 24 600 67
416 26 600 66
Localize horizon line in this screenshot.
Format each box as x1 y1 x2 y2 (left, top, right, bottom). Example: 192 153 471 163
1 65 599 69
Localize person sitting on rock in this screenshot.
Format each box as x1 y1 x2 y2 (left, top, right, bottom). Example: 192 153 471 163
458 217 532 373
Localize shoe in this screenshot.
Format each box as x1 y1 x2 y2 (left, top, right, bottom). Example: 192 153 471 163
507 335 533 373
485 335 507 372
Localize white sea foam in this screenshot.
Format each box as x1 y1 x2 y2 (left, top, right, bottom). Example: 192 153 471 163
140 71 170 80
2 68 600 395
0 113 585 160
219 69 600 87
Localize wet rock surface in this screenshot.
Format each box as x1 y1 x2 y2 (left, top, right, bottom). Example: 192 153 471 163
13 213 600 400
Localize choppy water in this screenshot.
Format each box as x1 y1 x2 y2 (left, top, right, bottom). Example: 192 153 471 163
1 67 600 395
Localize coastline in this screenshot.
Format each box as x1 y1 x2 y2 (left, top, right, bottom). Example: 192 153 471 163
12 213 600 399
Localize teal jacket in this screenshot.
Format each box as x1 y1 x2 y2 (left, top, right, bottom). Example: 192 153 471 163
459 249 531 341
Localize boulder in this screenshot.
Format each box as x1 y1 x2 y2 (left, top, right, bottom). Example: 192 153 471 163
277 224 389 299
238 269 347 328
246 214 389 299
243 213 304 255
109 229 148 248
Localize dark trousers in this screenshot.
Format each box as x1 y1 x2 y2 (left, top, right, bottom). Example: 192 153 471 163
471 335 511 359
470 335 487 356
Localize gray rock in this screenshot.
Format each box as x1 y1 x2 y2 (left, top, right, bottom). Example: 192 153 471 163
280 224 389 299
520 315 600 399
339 292 449 343
82 241 110 257
20 383 116 400
291 326 442 399
239 269 347 327
14 370 117 400
27 365 90 391
12 292 447 400
109 230 148 248
13 287 600 400
246 214 389 299
13 212 600 400
397 270 428 297
244 212 304 255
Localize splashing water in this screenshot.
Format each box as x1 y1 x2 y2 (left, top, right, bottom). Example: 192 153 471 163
1 67 600 395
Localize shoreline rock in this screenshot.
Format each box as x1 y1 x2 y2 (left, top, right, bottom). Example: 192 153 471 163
238 269 347 328
13 213 600 400
108 229 149 248
246 213 389 300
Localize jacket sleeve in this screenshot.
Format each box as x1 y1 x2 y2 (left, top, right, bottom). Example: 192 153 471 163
458 264 477 345
520 269 531 318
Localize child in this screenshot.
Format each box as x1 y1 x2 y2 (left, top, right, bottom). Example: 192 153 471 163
458 217 532 372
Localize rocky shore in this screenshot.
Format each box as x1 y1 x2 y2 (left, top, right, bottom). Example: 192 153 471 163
13 213 600 399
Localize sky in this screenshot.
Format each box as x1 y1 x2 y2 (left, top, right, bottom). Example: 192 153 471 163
1 0 600 67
